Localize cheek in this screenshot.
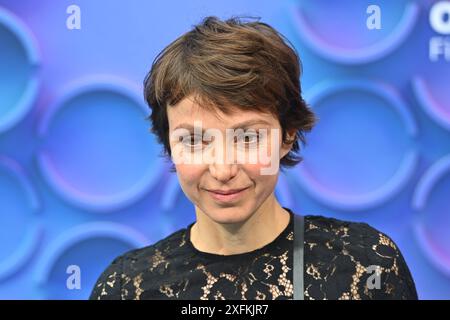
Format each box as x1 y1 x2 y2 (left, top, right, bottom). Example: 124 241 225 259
242 132 284 164
241 164 278 191
174 164 205 190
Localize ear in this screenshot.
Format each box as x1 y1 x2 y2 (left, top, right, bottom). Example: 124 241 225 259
280 129 296 159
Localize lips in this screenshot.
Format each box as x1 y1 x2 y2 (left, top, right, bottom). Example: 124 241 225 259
205 187 249 202
207 188 248 195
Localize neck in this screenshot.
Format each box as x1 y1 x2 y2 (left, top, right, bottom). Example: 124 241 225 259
190 194 290 255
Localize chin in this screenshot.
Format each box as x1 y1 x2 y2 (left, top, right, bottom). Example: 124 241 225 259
205 205 255 225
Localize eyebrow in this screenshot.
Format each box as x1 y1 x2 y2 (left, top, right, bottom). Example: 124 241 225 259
173 119 273 132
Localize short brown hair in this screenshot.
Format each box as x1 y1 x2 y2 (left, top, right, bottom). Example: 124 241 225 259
143 15 317 171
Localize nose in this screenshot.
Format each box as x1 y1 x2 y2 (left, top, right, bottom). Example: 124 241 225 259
209 140 238 183
209 162 238 183
206 133 239 182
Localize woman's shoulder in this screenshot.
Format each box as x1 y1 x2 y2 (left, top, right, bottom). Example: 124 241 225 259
303 214 402 265
305 213 379 232
302 214 418 299
123 225 189 263
88 225 190 300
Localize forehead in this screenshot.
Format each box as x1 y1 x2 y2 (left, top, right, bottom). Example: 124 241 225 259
167 95 278 129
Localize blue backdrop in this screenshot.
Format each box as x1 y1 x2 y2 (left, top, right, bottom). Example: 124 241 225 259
0 0 449 299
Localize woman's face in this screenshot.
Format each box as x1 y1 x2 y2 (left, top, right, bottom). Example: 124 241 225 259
167 94 293 224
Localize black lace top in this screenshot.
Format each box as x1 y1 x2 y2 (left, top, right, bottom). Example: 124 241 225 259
89 208 418 300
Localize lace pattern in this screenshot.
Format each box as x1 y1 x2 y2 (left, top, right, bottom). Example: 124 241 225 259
89 210 418 300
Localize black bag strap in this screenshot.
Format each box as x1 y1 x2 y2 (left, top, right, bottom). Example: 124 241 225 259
293 214 305 300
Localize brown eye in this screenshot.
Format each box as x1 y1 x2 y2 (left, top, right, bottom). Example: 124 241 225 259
182 135 202 146
235 133 259 144
181 135 209 152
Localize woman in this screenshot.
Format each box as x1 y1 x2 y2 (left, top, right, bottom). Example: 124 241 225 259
89 16 418 300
